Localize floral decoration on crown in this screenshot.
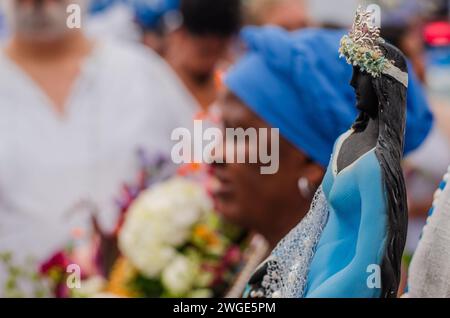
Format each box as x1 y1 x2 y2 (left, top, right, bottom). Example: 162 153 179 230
339 6 389 78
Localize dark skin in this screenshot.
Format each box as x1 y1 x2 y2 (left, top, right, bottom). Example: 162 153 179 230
337 67 379 173
164 29 231 110
244 68 383 297
210 91 324 249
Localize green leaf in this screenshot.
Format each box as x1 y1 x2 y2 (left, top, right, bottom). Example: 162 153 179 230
129 274 165 298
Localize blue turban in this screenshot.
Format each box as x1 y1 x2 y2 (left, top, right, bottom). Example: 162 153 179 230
225 26 433 167
131 0 180 31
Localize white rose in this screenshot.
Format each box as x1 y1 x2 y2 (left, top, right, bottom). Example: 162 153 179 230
161 255 199 296
119 200 176 275
118 177 213 277
130 243 176 278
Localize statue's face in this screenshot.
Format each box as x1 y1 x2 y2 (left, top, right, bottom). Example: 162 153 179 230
350 67 379 119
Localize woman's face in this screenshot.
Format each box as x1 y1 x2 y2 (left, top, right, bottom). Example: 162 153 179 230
210 91 323 234
350 67 379 118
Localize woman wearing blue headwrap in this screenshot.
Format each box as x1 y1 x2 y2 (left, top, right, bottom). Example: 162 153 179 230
212 25 367 297
211 26 347 298
211 26 353 252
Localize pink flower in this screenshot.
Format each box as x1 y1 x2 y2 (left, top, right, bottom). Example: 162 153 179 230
39 251 72 298
223 246 241 266
39 251 71 275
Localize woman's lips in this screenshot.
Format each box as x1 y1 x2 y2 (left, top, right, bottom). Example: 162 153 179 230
208 170 237 215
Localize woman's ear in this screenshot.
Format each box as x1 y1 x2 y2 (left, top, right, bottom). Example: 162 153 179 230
289 147 325 188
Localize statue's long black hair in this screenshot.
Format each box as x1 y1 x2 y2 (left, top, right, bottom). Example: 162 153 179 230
353 42 408 298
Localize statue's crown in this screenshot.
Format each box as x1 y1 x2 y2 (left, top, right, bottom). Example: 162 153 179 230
339 6 408 87
339 6 388 77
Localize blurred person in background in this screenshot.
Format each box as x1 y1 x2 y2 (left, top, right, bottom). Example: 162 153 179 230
378 0 427 83
162 0 242 110
132 0 181 56
210 26 434 295
0 0 197 288
244 0 311 31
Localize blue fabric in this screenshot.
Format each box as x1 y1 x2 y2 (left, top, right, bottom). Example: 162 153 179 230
225 27 353 167
89 0 118 14
131 0 180 30
92 0 180 30
305 132 387 297
0 11 7 39
225 26 433 167
428 176 448 217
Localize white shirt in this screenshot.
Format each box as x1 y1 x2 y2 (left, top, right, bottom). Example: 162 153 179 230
85 3 141 44
0 40 198 274
404 125 450 253
406 166 450 298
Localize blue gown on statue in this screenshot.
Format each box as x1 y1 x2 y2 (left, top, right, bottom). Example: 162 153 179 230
304 130 388 298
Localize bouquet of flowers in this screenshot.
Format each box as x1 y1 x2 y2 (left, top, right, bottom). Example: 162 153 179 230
30 150 246 298
106 177 244 298
35 175 245 298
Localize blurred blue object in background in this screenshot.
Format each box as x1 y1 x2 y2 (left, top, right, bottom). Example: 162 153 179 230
226 27 434 164
131 0 180 31
290 28 434 155
89 0 118 14
425 21 450 99
89 0 119 15
0 7 7 40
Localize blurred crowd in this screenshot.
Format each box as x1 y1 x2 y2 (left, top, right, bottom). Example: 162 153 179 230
0 0 449 297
